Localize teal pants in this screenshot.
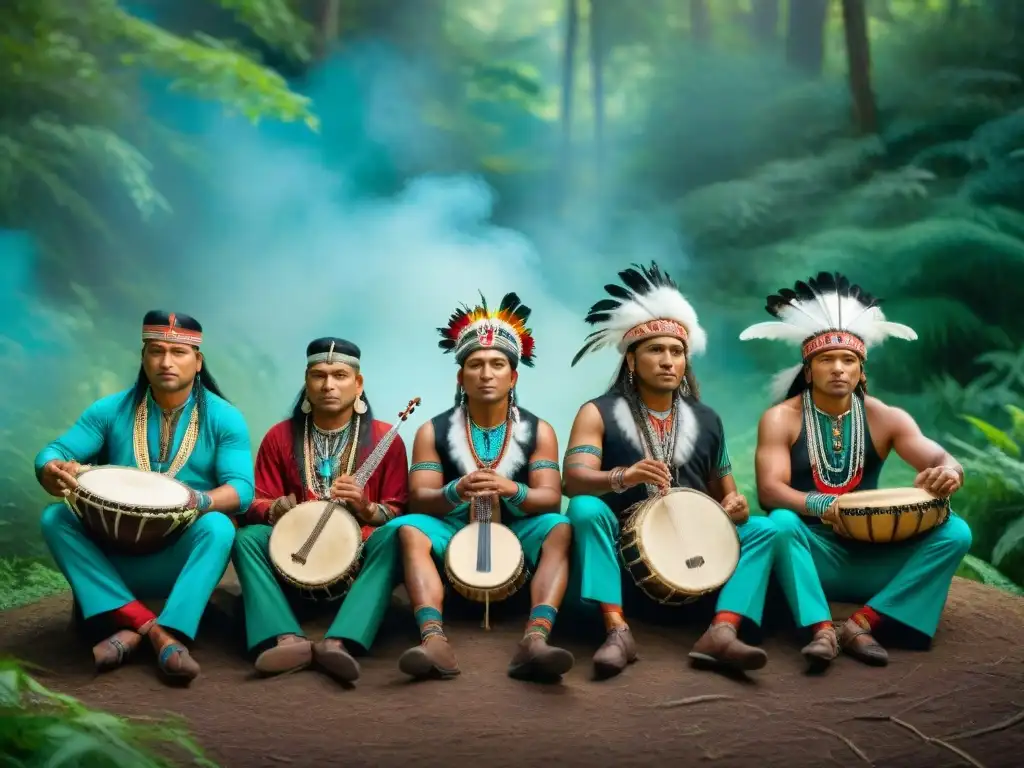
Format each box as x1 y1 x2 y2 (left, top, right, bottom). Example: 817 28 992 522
232 522 402 651
328 508 569 646
40 502 235 640
770 509 972 637
564 496 778 625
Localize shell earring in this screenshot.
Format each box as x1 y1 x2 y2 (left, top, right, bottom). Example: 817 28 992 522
628 369 634 386
353 396 367 415
300 397 312 414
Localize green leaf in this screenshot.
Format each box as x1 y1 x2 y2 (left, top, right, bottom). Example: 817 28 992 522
958 554 1024 596
992 514 1024 567
960 414 1021 456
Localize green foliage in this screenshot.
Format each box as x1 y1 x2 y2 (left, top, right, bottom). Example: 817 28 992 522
0 656 218 767
0 558 68 612
0 0 316 281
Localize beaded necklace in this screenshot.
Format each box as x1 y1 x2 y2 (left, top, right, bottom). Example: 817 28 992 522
302 416 359 499
132 393 199 477
802 388 865 494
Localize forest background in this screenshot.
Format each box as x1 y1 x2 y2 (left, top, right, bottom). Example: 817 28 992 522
4 0 1024 615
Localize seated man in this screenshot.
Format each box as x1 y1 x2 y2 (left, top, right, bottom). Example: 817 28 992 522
742 271 972 669
564 263 778 679
36 311 252 684
374 292 574 681
233 338 409 684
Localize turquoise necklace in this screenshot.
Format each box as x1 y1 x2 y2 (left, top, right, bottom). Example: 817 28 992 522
470 419 508 464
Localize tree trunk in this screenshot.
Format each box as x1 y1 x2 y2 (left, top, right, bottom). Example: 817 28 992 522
590 0 606 177
313 0 341 59
560 0 579 186
690 0 711 46
840 0 877 134
785 0 830 76
750 0 780 45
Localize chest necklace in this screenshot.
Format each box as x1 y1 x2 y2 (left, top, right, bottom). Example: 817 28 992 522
802 388 865 494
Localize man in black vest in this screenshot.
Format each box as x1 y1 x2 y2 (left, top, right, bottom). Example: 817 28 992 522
392 292 574 682
742 272 971 670
563 263 779 679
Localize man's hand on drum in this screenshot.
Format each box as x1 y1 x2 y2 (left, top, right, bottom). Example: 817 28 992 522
623 459 672 491
330 475 374 521
821 499 852 537
267 493 298 525
721 491 749 525
40 460 82 497
456 469 515 499
914 465 962 498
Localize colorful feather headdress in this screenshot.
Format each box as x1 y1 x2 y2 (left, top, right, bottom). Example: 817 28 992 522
739 271 918 402
571 261 707 369
438 291 536 367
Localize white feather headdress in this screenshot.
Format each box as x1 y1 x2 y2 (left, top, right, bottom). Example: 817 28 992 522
571 262 707 371
739 272 917 402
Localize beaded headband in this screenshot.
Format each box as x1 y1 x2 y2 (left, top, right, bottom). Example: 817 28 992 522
141 313 202 347
307 341 360 369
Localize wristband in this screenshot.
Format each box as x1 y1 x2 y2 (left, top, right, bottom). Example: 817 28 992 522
443 479 464 507
509 482 529 507
804 492 838 518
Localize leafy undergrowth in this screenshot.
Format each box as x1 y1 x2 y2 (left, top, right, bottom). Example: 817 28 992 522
0 656 217 767
0 557 68 612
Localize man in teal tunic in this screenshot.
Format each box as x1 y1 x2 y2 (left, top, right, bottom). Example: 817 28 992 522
370 292 574 682
563 263 778 679
232 337 410 684
742 272 972 670
35 311 253 684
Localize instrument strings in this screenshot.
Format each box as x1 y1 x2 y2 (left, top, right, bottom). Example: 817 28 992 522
474 494 493 573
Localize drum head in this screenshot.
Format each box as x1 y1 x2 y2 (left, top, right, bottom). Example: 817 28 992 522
447 523 521 589
76 466 191 509
638 489 740 594
837 487 937 509
269 501 362 584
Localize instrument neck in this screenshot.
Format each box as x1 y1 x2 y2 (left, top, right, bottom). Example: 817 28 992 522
352 420 401 488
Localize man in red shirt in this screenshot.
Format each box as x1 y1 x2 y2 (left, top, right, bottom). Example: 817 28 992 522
233 337 409 683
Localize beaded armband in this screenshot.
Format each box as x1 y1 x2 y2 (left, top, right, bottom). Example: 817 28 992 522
805 492 838 518
411 461 443 473
528 460 559 472
566 445 602 459
443 479 464 507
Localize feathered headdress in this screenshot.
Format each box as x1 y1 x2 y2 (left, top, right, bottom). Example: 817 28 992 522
438 291 536 368
571 261 707 368
739 271 918 402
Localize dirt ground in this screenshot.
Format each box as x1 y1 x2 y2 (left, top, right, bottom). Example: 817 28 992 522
1 575 1022 768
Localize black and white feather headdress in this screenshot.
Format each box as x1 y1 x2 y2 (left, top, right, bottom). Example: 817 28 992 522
739 272 917 402
571 262 707 369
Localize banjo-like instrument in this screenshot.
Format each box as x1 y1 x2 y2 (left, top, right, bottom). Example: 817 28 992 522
269 397 421 601
445 491 527 630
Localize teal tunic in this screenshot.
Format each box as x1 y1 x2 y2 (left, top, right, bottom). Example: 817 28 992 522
564 393 778 625
769 399 972 637
35 386 254 639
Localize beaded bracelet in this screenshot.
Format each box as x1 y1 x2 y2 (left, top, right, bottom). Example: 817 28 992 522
805 492 838 518
194 490 212 512
509 482 529 507
443 479 464 507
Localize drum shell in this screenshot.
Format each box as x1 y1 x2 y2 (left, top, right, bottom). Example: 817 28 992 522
618 491 740 607
444 524 529 604
68 486 196 556
834 497 951 544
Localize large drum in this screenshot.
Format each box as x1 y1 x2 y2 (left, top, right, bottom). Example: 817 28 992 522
445 521 529 606
66 465 198 554
619 488 741 606
833 487 950 544
269 500 365 601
